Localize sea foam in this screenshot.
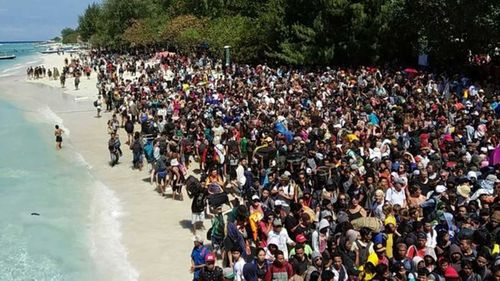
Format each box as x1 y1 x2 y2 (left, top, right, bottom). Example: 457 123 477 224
88 179 140 281
37 106 70 137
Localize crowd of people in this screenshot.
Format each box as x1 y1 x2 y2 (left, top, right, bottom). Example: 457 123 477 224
76 48 499 281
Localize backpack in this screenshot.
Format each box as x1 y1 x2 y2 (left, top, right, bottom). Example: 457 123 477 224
131 140 142 153
356 240 373 265
304 266 320 281
186 175 202 198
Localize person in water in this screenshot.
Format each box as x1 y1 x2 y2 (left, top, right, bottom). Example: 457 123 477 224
54 125 64 150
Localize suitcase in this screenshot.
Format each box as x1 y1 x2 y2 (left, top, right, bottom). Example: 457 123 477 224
207 192 229 207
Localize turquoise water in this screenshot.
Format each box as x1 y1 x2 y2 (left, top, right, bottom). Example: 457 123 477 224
0 42 138 281
0 101 96 280
0 42 44 76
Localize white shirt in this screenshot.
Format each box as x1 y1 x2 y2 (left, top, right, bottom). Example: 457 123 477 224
385 187 406 207
267 228 294 259
233 257 246 281
330 266 348 281
236 165 246 187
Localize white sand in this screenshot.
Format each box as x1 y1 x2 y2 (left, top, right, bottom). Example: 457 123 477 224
20 53 208 280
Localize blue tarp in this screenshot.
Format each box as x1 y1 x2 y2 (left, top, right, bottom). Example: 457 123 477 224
275 122 294 143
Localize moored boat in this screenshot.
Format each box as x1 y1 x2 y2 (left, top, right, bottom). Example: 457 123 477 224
0 54 16 60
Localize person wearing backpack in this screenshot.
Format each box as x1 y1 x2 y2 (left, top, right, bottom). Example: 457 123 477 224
209 207 225 254
124 116 134 145
191 189 206 234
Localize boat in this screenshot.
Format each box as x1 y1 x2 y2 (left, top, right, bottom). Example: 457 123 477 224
0 54 16 60
40 46 62 54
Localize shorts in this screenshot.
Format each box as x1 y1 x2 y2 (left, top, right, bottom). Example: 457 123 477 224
56 136 62 142
157 170 167 180
191 212 205 224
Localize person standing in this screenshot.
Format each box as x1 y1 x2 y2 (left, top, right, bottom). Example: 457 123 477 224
74 73 80 90
54 125 64 150
199 253 224 281
231 247 246 281
265 250 294 281
96 95 103 118
191 236 211 281
267 219 296 259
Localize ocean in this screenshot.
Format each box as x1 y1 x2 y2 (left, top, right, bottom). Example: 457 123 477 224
0 42 44 78
0 42 138 280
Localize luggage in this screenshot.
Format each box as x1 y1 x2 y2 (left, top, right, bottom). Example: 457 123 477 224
351 217 383 232
207 192 229 207
186 175 202 198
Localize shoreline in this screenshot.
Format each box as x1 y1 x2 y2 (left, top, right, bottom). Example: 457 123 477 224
0 53 198 280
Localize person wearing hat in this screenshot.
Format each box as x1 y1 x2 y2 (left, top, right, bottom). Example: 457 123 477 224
274 174 297 205
311 219 330 255
199 252 224 281
249 194 264 215
289 234 313 258
267 218 296 259
222 267 236 280
289 243 311 277
191 236 211 281
304 251 323 281
242 262 259 281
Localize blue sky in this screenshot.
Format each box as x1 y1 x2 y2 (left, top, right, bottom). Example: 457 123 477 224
0 0 101 41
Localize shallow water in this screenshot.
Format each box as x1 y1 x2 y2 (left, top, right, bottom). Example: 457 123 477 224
0 100 96 280
0 43 138 281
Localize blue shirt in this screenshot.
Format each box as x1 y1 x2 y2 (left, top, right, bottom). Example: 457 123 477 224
191 245 209 280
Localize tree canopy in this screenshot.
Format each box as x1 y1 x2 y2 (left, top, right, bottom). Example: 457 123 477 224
67 0 500 66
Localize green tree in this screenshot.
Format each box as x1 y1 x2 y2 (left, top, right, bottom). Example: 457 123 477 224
205 16 261 62
61 28 79 44
78 3 101 42
161 14 207 50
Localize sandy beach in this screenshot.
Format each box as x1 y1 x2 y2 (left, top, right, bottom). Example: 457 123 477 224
4 53 203 280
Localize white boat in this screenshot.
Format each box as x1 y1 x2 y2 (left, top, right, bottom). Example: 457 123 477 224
40 46 62 54
0 54 16 60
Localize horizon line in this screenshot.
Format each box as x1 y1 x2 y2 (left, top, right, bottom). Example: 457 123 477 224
0 40 46 44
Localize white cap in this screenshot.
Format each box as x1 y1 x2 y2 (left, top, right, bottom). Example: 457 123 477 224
251 195 260 201
435 185 447 193
467 171 477 179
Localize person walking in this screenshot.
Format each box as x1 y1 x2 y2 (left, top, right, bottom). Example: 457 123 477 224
54 125 64 150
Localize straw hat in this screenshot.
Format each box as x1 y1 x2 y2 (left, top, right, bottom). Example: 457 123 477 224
457 184 471 198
